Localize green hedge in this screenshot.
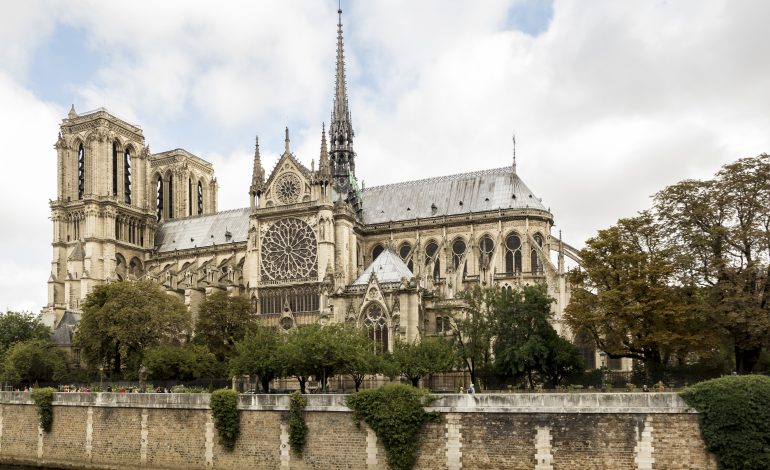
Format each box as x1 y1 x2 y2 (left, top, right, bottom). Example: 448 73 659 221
681 375 770 470
31 387 56 433
288 391 308 456
210 389 240 451
346 384 437 470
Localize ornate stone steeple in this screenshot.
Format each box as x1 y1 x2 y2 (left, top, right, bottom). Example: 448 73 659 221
318 123 331 183
249 136 266 209
329 7 357 195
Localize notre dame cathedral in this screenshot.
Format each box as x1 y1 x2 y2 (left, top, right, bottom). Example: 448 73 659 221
44 9 582 355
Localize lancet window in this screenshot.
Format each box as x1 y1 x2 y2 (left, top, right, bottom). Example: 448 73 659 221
372 244 384 261
188 178 193 216
452 237 466 273
399 242 413 272
124 148 132 204
168 175 174 219
77 143 85 199
156 176 163 221
112 142 118 196
363 303 388 353
505 232 523 274
259 285 319 314
479 234 494 271
198 181 204 214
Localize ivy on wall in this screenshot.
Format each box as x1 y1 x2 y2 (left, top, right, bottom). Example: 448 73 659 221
210 389 240 451
288 391 308 456
681 375 770 470
31 387 55 433
346 384 437 470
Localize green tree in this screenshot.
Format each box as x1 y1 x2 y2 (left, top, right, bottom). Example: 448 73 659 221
565 213 716 380
0 311 51 358
494 284 585 388
1 340 68 385
338 326 381 392
194 291 259 362
282 323 356 393
143 343 219 381
75 281 191 378
392 337 456 387
230 326 283 393
448 285 496 389
655 155 770 373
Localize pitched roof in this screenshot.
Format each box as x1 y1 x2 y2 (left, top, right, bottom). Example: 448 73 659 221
155 208 250 252
353 249 413 285
361 166 548 224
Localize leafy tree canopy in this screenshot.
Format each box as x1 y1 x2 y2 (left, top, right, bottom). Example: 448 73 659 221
143 343 220 381
230 326 283 393
392 336 456 387
75 281 191 378
0 311 51 357
194 291 259 362
565 213 719 380
1 340 68 385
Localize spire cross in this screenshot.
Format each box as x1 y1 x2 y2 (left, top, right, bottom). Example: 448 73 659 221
284 126 290 153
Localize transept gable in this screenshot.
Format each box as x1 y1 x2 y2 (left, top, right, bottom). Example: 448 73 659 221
264 153 312 207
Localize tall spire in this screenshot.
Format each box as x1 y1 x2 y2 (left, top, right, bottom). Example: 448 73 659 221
284 126 291 154
329 5 358 198
512 133 517 175
250 136 265 197
319 123 331 178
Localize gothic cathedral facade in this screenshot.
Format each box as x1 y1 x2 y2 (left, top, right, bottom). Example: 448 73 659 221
44 10 582 353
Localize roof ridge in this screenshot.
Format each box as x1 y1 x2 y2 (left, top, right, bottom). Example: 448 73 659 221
363 166 513 192
158 207 249 225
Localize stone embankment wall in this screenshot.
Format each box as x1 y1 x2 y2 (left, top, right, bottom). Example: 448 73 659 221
0 392 716 469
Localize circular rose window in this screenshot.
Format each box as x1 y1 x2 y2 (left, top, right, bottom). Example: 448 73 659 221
261 218 318 281
275 173 302 204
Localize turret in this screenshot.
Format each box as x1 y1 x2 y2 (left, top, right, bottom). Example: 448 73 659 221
249 136 266 210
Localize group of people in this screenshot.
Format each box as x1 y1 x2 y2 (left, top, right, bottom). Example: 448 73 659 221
461 384 476 394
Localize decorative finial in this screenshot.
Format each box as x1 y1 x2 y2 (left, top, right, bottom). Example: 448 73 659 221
284 126 290 153
512 133 517 175
68 104 77 119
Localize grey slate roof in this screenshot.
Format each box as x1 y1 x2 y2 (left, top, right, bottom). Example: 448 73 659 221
154 167 548 252
353 249 414 285
361 166 547 224
155 208 250 252
51 310 80 345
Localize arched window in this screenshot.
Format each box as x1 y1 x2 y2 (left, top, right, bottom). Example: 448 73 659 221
452 238 466 271
531 233 544 273
168 174 174 219
372 244 384 261
197 181 204 215
479 234 494 271
363 304 388 353
188 178 193 216
505 233 523 274
399 242 413 272
124 148 132 204
156 176 163 221
425 240 440 281
112 142 119 196
77 143 85 200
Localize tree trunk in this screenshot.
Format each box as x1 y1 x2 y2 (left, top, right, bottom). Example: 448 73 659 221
299 377 307 394
113 341 121 377
410 376 420 387
735 345 761 374
260 376 271 393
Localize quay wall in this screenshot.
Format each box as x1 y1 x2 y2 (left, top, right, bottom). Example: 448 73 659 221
0 392 716 469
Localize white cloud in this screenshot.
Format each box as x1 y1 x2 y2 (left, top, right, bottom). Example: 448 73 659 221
3 0 770 312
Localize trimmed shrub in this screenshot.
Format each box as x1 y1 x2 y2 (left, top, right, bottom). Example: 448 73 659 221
210 389 240 451
288 391 308 456
680 375 770 470
346 384 437 470
31 387 56 432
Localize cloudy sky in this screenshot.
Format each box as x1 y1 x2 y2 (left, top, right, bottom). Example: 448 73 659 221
2 0 769 312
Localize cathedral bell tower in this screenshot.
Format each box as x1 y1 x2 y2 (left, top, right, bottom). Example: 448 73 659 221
47 106 155 320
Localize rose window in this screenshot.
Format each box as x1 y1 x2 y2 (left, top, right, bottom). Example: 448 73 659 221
275 173 302 204
261 218 318 281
